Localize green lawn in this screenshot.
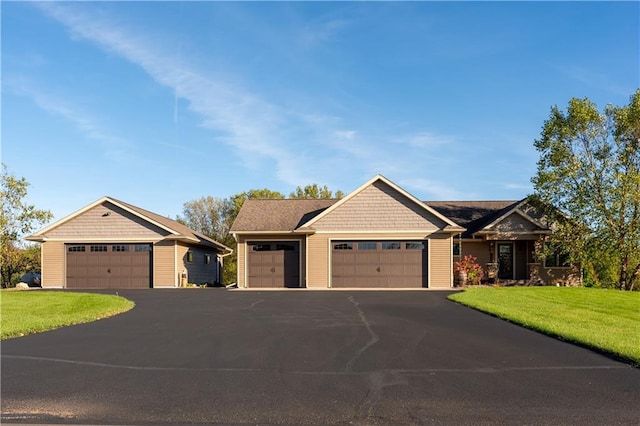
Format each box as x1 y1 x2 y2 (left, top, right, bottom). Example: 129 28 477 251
1 291 135 339
448 287 640 366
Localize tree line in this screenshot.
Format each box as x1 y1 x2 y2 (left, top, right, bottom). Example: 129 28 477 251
2 89 638 290
177 184 344 284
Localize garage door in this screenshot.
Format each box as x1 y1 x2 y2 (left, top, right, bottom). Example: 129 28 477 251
331 241 428 288
247 241 300 288
66 244 152 289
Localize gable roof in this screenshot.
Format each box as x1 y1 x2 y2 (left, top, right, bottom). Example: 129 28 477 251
299 175 464 231
427 198 552 238
231 199 337 233
27 196 232 253
426 200 518 238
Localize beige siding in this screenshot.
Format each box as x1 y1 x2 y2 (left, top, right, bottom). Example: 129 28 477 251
307 232 434 288
42 241 65 288
153 240 176 287
429 234 453 289
460 241 491 268
488 212 539 233
237 236 246 288
313 180 448 231
45 202 170 240
236 235 305 288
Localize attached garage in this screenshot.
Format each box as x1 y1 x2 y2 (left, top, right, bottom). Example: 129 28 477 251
331 240 428 288
66 243 152 289
247 241 300 288
231 175 464 289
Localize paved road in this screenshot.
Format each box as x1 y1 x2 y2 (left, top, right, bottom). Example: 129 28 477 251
2 290 639 425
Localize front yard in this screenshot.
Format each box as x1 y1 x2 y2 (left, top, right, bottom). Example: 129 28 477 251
1 291 134 339
448 287 640 366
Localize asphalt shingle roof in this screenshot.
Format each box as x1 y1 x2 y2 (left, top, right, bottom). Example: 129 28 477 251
231 198 523 237
230 199 337 232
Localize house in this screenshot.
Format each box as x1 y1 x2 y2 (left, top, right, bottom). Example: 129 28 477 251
230 175 580 289
26 197 232 289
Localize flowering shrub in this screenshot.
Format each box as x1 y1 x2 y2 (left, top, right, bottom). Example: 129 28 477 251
454 255 484 285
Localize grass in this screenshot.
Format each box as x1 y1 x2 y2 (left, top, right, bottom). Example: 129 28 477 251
1 291 135 340
448 287 640 366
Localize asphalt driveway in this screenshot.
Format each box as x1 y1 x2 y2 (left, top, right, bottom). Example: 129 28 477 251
2 290 639 425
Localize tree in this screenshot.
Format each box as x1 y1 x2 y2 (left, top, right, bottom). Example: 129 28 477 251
290 184 344 199
179 189 285 285
1 164 52 287
531 90 640 290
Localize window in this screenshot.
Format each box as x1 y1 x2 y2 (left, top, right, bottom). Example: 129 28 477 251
453 242 461 256
406 242 425 250
135 245 152 252
276 243 296 251
358 242 377 250
333 242 353 250
251 243 272 252
205 254 211 265
112 245 129 252
382 242 401 250
90 245 107 252
545 250 570 268
68 245 85 252
186 252 194 263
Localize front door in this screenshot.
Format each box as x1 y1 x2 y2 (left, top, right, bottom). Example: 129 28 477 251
497 243 514 280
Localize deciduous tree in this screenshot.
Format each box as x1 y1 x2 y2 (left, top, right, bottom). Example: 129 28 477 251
531 90 640 290
0 164 52 287
289 183 343 199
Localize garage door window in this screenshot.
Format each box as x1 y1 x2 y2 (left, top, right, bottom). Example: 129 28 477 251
90 245 107 252
358 242 377 250
135 245 152 252
276 243 296 251
406 242 425 250
68 245 85 252
251 243 272 251
334 242 353 250
382 242 401 250
112 245 129 252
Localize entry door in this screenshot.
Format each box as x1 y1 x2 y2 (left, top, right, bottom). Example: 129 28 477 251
497 243 514 280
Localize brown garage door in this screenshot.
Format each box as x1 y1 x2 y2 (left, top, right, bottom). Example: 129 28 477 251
332 241 428 288
66 244 152 289
247 241 300 288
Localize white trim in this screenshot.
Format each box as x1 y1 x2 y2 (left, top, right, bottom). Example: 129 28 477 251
314 230 436 235
327 238 332 288
37 237 164 243
299 175 461 229
480 199 549 233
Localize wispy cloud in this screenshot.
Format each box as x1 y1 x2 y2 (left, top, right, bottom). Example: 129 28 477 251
557 65 631 96
298 18 350 49
393 132 453 149
33 2 467 196
7 77 134 164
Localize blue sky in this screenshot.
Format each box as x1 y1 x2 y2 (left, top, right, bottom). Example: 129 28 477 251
2 1 638 225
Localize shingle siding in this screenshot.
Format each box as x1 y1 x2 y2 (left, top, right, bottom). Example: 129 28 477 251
313 181 448 231
45 203 170 240
489 212 538 233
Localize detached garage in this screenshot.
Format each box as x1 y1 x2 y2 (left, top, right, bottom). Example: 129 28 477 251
27 197 232 289
231 175 464 289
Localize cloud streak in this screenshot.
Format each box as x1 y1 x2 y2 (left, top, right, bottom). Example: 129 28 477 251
34 2 465 198
7 77 134 165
